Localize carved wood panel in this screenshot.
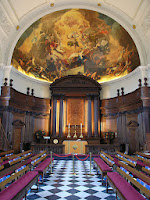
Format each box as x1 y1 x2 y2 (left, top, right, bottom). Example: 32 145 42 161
67 98 85 125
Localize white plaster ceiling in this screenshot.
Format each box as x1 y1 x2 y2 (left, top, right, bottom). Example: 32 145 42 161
0 0 150 65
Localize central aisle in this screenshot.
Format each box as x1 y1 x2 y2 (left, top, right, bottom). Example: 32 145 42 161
27 159 116 200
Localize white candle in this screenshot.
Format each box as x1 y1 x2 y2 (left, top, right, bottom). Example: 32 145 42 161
68 123 70 128
81 123 82 130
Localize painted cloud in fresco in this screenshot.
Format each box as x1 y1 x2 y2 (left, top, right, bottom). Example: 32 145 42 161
11 9 140 82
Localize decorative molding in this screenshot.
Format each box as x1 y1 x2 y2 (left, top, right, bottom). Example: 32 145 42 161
127 120 139 127
0 105 50 117
51 75 101 88
103 106 150 117
0 4 12 34
141 8 150 32
12 119 25 126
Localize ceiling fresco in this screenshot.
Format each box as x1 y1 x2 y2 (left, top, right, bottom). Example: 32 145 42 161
11 9 140 83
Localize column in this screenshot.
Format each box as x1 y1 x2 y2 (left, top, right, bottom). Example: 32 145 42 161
94 95 99 137
52 95 57 137
59 95 64 137
87 95 92 137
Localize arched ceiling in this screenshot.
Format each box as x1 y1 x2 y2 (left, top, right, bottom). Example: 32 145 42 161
0 0 150 83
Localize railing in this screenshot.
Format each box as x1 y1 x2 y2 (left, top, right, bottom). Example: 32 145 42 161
0 121 11 151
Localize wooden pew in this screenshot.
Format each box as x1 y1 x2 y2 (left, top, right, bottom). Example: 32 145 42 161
31 151 46 161
0 171 38 200
8 150 32 166
6 150 32 160
116 151 145 169
116 151 137 161
34 157 54 183
101 151 114 161
106 171 146 200
0 158 32 178
94 157 112 185
0 150 14 157
116 152 136 167
0 165 30 191
136 152 150 159
118 161 150 185
100 153 114 167
142 166 150 176
31 151 46 167
135 155 150 166
117 167 150 198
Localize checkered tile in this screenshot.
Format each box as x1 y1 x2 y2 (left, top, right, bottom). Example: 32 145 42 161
26 159 116 200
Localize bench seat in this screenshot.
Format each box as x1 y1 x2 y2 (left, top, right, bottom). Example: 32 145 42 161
34 157 53 171
34 157 54 183
94 158 112 172
94 157 112 184
0 171 38 200
107 172 146 200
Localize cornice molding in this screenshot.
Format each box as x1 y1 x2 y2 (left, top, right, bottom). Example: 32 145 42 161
103 106 150 117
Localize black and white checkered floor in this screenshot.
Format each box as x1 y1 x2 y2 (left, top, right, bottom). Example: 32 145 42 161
27 159 116 200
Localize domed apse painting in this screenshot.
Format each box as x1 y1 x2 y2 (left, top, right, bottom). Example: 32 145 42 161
11 9 140 83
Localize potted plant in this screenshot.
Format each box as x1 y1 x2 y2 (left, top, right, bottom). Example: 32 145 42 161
104 130 115 144
35 130 46 143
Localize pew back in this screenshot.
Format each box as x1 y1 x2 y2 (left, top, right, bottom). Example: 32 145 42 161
135 155 150 166
0 165 29 191
136 152 150 159
118 161 150 185
117 167 150 198
0 158 31 178
101 151 114 161
100 154 114 167
142 166 150 176
0 150 14 157
7 150 32 160
116 154 136 167
116 151 137 161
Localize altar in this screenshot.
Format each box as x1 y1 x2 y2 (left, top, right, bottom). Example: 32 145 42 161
63 140 88 154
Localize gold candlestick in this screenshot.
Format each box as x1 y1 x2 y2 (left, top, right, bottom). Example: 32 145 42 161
79 123 83 138
79 131 83 138
73 125 77 138
67 124 71 138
